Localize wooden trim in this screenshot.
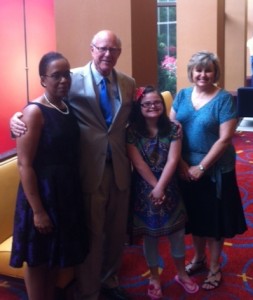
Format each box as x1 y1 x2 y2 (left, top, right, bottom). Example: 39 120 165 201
0 149 17 163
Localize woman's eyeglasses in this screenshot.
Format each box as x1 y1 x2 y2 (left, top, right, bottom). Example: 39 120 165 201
43 71 72 81
140 101 163 108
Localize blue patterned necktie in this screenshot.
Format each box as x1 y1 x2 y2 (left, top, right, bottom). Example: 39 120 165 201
99 78 113 127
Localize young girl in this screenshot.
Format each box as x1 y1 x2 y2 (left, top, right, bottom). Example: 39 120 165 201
126 86 199 299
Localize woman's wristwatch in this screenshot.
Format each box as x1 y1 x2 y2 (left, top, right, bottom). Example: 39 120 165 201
198 164 206 172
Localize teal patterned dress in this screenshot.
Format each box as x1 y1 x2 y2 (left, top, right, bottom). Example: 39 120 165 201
126 122 187 237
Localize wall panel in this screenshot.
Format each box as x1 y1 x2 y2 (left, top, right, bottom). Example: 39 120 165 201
54 0 157 87
0 0 55 154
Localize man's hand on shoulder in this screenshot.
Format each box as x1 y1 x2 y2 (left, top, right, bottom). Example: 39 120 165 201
10 112 27 137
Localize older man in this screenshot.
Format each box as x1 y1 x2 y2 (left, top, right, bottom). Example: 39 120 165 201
10 30 135 300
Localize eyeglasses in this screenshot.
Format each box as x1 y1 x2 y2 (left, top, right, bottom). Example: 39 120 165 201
43 71 72 81
92 44 121 55
140 101 163 108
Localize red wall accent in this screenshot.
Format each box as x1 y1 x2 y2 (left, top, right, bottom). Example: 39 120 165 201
0 0 55 154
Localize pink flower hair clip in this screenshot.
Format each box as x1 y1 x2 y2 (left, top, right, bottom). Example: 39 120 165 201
134 87 145 102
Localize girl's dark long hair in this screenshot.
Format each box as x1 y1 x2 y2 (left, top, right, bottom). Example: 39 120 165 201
129 85 172 137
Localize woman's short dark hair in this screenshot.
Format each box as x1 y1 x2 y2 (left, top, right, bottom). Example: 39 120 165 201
129 85 171 137
187 51 221 83
39 51 67 76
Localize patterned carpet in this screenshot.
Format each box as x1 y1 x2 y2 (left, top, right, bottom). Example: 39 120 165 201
1 131 253 300
0 275 27 300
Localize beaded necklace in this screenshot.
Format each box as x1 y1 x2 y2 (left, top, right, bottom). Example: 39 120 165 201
44 93 69 115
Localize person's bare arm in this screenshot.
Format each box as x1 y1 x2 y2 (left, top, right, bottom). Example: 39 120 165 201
169 107 182 137
151 137 181 200
10 112 27 137
169 107 176 121
127 143 158 188
189 119 237 180
127 143 164 205
169 108 190 180
17 105 54 234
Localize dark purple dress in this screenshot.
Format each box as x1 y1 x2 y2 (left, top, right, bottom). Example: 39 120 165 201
10 102 88 268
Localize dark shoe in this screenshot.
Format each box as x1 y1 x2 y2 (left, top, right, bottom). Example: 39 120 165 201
101 286 132 300
185 256 207 276
202 268 222 291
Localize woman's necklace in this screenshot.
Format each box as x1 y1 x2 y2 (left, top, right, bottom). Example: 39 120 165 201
192 86 218 110
44 93 69 115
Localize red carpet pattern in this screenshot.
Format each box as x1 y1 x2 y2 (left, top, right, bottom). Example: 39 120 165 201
119 131 253 299
0 131 253 300
0 275 27 300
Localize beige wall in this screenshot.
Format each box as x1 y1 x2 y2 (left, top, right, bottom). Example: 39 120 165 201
177 0 225 89
177 0 247 91
224 0 247 89
247 0 253 76
55 0 252 91
131 1 157 86
54 0 157 87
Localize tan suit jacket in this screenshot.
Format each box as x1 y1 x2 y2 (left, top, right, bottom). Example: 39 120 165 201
68 62 135 193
